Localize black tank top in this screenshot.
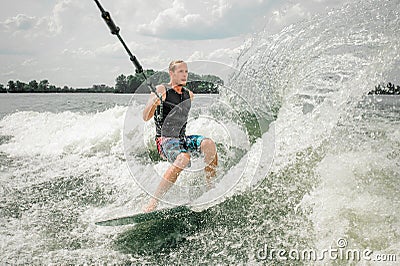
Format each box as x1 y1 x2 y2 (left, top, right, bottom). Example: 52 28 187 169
154 84 191 138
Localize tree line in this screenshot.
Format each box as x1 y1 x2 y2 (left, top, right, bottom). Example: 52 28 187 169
2 76 398 95
0 70 223 94
114 69 222 94
368 82 400 95
0 79 114 93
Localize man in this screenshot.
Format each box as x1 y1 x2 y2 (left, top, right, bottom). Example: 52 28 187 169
142 60 218 212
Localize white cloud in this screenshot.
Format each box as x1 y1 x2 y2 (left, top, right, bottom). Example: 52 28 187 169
94 42 124 56
188 47 241 62
137 0 277 40
187 51 205 61
270 3 310 28
2 70 15 77
1 14 37 32
95 41 146 56
137 0 205 39
209 47 241 61
0 0 90 39
21 58 37 66
62 48 95 57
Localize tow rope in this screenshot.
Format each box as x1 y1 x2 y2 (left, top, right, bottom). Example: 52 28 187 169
93 0 163 120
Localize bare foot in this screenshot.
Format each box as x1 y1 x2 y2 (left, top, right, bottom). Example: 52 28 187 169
206 179 215 191
143 198 158 213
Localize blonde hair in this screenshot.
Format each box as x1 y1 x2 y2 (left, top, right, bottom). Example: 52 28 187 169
169 60 185 72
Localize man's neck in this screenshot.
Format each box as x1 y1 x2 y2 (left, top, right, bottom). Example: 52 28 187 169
169 82 183 93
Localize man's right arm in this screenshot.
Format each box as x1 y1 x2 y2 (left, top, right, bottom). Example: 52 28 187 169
142 85 166 121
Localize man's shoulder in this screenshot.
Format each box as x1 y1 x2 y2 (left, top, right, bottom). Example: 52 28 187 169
185 88 194 99
182 86 192 93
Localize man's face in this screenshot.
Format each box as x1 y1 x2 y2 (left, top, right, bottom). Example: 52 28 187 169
170 63 188 86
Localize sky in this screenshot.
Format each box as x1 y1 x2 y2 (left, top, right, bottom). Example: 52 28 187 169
0 0 348 88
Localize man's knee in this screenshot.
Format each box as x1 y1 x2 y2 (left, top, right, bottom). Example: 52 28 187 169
173 152 191 169
201 138 216 153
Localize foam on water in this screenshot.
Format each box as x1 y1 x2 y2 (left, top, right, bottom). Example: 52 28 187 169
0 107 139 263
0 107 125 157
228 0 399 263
0 98 256 262
302 96 400 258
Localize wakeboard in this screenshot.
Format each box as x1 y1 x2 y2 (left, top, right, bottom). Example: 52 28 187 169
95 205 192 226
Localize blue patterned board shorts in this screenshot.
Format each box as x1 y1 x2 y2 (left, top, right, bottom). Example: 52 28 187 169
156 135 205 165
